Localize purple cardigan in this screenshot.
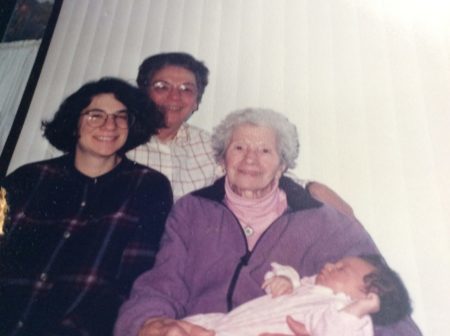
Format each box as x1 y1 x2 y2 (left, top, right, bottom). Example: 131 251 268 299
114 177 421 336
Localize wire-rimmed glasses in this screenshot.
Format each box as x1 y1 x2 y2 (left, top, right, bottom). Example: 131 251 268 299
81 109 135 129
149 80 198 99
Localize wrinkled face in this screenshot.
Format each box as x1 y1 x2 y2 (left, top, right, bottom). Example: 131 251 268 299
224 124 286 199
316 257 376 300
147 65 198 133
76 93 128 160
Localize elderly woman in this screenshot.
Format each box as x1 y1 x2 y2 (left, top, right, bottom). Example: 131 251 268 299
115 108 421 336
0 78 173 335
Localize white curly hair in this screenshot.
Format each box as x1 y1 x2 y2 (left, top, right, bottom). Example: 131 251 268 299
212 108 299 169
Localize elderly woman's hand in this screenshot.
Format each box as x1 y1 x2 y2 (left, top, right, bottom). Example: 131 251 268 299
258 316 310 336
139 317 215 336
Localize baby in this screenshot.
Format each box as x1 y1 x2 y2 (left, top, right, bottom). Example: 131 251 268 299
184 255 412 336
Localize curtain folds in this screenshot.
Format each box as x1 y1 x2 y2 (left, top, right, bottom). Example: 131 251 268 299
0 39 40 153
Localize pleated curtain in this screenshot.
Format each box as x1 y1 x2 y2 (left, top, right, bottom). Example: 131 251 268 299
0 40 40 153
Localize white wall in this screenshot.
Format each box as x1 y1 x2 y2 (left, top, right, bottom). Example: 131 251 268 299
8 1 450 334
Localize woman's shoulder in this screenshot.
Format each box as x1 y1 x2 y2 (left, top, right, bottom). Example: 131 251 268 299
5 156 69 180
279 176 323 212
185 123 212 140
122 158 169 181
1 156 71 197
120 158 172 196
173 183 225 217
289 200 358 229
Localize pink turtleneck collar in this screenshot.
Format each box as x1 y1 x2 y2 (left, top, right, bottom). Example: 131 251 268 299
224 177 288 250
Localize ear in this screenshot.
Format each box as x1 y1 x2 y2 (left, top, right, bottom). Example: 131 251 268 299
276 163 287 179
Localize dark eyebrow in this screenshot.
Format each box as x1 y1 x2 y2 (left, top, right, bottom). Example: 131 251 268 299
181 82 197 87
151 80 174 86
84 108 129 114
151 80 169 84
84 108 105 113
152 80 197 87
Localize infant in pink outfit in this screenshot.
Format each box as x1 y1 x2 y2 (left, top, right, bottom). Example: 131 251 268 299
184 255 411 336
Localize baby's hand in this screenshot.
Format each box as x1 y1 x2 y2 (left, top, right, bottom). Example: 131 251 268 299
262 275 293 297
343 293 380 318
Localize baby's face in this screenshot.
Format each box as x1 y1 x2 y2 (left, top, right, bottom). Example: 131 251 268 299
316 257 375 300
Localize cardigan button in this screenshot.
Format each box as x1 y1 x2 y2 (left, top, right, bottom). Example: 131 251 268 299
40 273 48 282
63 231 71 239
17 320 24 328
81 201 86 207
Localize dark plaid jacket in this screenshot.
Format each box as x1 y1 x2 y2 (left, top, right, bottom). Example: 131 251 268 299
0 155 173 336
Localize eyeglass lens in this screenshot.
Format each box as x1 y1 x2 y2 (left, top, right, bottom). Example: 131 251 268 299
150 80 197 97
83 110 133 128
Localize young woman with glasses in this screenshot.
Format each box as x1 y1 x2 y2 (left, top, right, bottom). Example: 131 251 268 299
0 77 173 336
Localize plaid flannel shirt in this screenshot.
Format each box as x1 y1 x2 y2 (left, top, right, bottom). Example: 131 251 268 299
127 123 222 200
0 155 173 335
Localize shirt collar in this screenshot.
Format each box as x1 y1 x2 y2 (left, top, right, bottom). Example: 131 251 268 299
172 123 190 145
152 123 190 146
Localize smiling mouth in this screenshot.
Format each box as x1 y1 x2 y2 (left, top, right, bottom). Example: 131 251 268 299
238 170 261 177
95 136 118 142
161 105 184 112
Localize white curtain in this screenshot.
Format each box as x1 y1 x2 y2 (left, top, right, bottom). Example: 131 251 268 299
7 1 450 334
0 39 40 153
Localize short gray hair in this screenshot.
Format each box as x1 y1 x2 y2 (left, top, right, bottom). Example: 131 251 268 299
212 108 299 169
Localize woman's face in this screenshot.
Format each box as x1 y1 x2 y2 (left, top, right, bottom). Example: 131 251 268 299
224 123 286 199
147 65 198 135
76 93 129 161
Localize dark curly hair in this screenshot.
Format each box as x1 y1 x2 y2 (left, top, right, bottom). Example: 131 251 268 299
360 254 413 326
42 77 164 154
136 52 209 104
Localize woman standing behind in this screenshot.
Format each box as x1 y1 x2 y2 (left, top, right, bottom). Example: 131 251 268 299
0 78 173 335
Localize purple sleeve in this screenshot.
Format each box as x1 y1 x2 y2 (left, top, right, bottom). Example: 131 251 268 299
114 198 193 336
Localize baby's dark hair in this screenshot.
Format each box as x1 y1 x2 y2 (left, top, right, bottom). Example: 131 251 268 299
360 254 412 326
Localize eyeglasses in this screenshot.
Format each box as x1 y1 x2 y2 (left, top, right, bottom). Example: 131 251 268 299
81 109 135 129
149 80 198 98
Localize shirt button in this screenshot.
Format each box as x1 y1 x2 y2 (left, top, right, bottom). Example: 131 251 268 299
63 231 71 239
17 320 24 328
81 201 86 207
40 273 48 282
